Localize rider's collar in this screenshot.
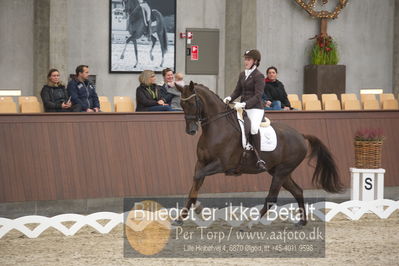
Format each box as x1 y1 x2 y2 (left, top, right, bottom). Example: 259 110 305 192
245 66 257 79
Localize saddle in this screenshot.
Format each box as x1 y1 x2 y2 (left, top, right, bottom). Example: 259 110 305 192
236 109 276 152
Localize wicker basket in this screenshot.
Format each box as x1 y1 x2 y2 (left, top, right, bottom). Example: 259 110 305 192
354 140 383 169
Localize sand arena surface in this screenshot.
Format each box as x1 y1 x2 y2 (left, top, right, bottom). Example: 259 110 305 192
0 212 398 265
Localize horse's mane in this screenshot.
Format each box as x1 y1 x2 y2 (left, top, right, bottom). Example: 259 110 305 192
193 83 225 105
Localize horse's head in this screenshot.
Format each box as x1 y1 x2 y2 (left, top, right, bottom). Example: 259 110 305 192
176 81 201 135
122 0 139 15
177 81 227 135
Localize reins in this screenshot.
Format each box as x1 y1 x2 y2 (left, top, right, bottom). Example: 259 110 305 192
181 90 240 131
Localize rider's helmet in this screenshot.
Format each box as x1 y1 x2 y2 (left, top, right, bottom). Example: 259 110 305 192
243 49 261 67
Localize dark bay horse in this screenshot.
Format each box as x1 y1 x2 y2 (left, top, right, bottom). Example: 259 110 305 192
176 82 343 226
120 0 168 68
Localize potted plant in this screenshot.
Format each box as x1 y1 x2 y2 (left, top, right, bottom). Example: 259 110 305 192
354 128 385 169
311 34 339 65
304 33 346 97
293 0 349 97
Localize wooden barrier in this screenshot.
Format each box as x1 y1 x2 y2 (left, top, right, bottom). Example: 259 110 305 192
0 111 398 203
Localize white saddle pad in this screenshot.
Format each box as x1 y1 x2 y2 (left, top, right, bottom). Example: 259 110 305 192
237 110 277 152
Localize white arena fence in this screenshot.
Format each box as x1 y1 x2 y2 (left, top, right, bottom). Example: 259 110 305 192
0 199 398 239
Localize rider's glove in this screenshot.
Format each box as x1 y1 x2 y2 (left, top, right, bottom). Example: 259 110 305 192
223 96 232 104
234 102 246 110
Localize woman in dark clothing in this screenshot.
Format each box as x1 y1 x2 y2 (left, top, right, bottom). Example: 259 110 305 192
136 70 173 112
40 69 81 112
263 66 291 111
223 49 267 171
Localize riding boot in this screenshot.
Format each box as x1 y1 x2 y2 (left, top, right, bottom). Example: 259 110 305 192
251 133 267 171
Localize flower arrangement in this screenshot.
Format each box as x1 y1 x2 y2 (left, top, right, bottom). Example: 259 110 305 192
311 34 339 65
354 128 385 142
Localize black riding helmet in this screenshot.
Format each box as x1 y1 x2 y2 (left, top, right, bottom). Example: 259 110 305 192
243 49 261 67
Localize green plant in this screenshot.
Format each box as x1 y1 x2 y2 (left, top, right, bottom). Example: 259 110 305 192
311 34 339 65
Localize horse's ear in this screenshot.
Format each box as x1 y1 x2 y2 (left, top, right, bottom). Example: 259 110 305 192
175 82 184 93
189 81 195 92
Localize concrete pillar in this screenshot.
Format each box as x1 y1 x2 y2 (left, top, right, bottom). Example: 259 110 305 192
33 0 50 96
49 0 69 84
394 0 399 95
224 0 257 97
33 0 68 96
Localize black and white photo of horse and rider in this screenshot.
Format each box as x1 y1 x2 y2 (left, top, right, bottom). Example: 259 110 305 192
111 0 175 72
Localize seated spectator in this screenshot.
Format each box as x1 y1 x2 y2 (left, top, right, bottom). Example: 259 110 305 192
160 69 183 111
160 68 175 104
41 69 81 112
136 70 173 112
263 66 291 111
174 72 185 87
67 65 101 112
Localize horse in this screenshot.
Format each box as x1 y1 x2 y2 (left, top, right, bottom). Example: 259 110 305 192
175 82 343 226
120 0 168 68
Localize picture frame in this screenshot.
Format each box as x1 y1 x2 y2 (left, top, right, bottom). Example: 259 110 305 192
109 0 176 73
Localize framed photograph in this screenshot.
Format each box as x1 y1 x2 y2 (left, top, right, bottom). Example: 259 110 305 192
109 0 176 73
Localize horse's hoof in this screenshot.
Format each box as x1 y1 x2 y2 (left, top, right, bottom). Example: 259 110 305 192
150 55 154 61
294 220 307 228
172 219 184 226
120 56 124 60
194 204 203 215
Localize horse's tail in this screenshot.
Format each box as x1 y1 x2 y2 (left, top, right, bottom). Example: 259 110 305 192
303 135 344 193
152 9 168 53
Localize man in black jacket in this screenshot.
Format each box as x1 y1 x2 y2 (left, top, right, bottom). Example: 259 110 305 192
67 65 101 112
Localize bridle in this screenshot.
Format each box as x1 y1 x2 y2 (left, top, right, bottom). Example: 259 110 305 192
180 89 238 129
180 90 205 123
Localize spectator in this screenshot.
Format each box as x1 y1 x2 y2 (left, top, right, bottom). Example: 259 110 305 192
160 68 182 111
174 72 185 87
263 66 291 111
67 65 101 113
41 69 81 112
136 70 173 112
160 68 175 104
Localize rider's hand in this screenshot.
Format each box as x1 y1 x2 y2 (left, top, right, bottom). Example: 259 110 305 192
266 101 272 107
223 96 231 104
234 102 246 110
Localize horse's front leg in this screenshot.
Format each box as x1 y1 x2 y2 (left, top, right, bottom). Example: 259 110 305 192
120 36 133 60
133 39 138 68
175 160 223 225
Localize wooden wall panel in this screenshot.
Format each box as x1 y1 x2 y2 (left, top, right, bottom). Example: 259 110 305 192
0 111 398 203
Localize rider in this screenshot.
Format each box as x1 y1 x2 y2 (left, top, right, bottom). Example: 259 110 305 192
138 0 152 41
223 49 267 171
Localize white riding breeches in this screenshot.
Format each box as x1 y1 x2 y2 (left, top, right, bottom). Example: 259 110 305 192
140 3 151 25
245 108 264 135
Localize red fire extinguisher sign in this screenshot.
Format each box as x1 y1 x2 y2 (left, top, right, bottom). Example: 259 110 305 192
191 45 199 61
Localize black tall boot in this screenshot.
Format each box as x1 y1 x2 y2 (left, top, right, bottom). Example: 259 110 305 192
251 133 267 171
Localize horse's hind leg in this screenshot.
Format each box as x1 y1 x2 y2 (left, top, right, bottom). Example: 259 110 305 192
133 39 138 68
259 174 287 219
120 36 133 60
282 175 307 226
150 35 156 61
